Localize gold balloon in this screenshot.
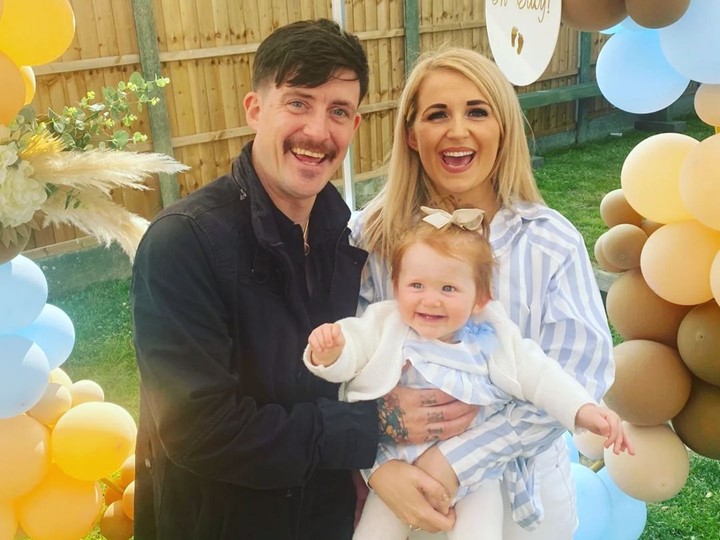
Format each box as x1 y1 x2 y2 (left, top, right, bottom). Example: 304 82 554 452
625 0 690 29
602 224 647 270
16 466 102 540
0 500 17 540
0 415 50 500
0 0 75 66
605 340 692 426
621 133 697 224
99 501 134 540
680 134 720 231
27 382 72 426
122 481 135 520
606 268 692 347
604 423 689 502
0 51 25 125
562 0 627 31
594 231 624 273
119 454 135 488
19 66 35 105
677 302 720 386
672 377 720 460
51 402 137 482
694 84 720 128
640 220 720 305
600 189 644 228
712 252 720 308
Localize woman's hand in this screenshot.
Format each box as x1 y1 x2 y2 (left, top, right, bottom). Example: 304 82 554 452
368 460 456 533
378 381 478 445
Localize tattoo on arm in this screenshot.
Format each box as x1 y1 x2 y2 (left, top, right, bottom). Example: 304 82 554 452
377 393 409 444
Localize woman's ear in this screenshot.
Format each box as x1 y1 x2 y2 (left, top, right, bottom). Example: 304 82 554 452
406 128 418 151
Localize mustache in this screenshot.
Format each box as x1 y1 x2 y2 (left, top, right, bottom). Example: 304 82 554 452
283 137 338 161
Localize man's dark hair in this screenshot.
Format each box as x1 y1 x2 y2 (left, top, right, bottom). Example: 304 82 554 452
252 19 369 103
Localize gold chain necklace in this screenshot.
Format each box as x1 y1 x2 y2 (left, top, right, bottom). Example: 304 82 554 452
302 217 310 256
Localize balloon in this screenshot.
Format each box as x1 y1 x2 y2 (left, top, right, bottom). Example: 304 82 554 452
659 0 720 84
16 466 102 540
672 377 720 460
121 480 135 520
16 303 75 370
27 382 72 426
0 0 75 66
694 84 720 127
596 467 648 540
600 189 643 228
0 51 24 125
0 414 50 500
605 340 692 425
19 66 35 105
601 224 647 270
677 302 720 386
680 134 720 231
51 402 137 481
99 501 134 540
594 232 624 273
625 0 690 29
69 379 105 406
573 430 606 461
606 268 692 347
49 367 73 389
562 0 626 32
640 219 663 237
596 30 689 115
0 500 17 540
570 463 611 540
564 431 580 464
712 252 720 308
640 220 720 305
621 133 697 224
0 335 50 419
119 454 136 488
0 255 48 333
604 423 689 502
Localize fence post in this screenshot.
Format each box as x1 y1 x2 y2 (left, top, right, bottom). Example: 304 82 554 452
131 0 180 208
576 31 592 145
404 0 420 76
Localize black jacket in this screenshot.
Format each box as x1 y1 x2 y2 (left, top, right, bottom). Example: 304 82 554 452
131 143 378 539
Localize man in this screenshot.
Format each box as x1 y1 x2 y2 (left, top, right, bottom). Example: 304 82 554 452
132 19 474 540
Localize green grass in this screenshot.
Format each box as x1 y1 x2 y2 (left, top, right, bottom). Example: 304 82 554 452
48 116 719 539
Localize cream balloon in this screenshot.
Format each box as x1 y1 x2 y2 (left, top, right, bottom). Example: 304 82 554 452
27 382 72 426
573 429 606 460
640 220 720 305
694 84 720 127
0 500 17 540
621 133 697 224
604 423 689 502
680 134 720 231
49 367 72 389
69 379 105 406
0 415 50 500
625 0 690 28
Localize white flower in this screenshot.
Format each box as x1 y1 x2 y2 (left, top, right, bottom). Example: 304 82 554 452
0 143 19 186
0 161 47 228
0 125 11 143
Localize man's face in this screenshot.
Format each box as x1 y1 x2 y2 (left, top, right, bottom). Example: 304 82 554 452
243 70 362 211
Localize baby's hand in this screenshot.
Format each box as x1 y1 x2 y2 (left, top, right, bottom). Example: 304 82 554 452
308 323 345 367
575 404 635 456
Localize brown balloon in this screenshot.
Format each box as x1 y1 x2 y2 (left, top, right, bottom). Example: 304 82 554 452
640 219 664 237
602 224 647 270
607 268 693 347
562 0 627 31
626 0 690 29
677 302 720 387
672 377 720 460
600 189 644 228
605 339 692 425
594 231 624 273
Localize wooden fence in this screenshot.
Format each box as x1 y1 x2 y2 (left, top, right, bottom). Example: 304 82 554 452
27 0 614 255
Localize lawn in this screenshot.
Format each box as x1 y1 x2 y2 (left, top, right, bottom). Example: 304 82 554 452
49 115 719 539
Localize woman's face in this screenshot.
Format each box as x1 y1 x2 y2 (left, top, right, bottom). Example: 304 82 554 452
407 68 501 208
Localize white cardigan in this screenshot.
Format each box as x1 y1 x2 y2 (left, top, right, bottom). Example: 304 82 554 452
303 300 595 432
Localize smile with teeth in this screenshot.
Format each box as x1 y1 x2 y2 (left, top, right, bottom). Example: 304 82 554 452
417 312 445 321
292 147 326 163
441 149 475 168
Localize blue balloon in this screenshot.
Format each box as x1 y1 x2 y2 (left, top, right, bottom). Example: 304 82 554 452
0 255 48 334
564 431 580 464
0 335 50 419
659 0 720 84
597 468 648 540
16 303 75 370
571 463 611 540
596 29 690 114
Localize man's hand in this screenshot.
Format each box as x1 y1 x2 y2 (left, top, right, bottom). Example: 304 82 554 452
307 323 345 366
368 460 455 533
377 382 478 445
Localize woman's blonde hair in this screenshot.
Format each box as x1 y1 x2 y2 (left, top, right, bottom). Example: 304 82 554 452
361 47 543 263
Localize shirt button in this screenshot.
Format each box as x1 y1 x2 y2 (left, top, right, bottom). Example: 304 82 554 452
145 458 152 469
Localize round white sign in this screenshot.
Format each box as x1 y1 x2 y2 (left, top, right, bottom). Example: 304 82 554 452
485 0 562 86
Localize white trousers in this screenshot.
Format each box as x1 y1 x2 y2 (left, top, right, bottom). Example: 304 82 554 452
407 438 576 540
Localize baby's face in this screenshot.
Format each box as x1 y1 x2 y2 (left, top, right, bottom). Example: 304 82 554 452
394 242 482 342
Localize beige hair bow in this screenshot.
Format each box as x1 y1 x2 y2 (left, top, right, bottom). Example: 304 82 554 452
420 206 485 231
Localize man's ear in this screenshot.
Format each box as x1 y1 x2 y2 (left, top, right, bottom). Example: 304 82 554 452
352 112 362 132
243 91 261 130
406 127 418 151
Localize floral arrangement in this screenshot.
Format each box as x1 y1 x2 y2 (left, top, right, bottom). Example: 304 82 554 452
0 73 187 259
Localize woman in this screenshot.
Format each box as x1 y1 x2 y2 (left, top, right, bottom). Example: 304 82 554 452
353 47 614 539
